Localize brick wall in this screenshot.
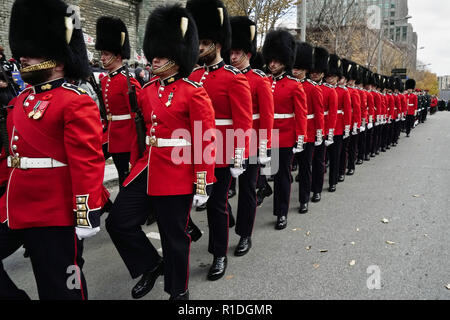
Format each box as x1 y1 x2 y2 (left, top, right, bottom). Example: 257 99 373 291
0 0 185 63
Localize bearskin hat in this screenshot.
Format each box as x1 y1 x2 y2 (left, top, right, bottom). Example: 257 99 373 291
250 51 265 71
262 30 296 72
143 4 198 78
312 47 329 73
293 41 313 71
326 54 342 78
186 0 231 52
230 16 257 56
341 59 352 80
394 77 402 91
405 78 416 90
95 16 130 60
349 62 360 82
9 0 90 80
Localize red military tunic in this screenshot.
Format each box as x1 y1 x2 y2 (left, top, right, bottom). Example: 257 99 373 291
387 93 395 122
101 66 142 153
393 93 401 121
358 88 368 127
124 74 216 196
406 93 418 115
0 79 109 229
371 90 382 126
321 83 338 137
335 85 352 136
347 86 361 129
302 79 324 143
240 66 274 156
269 73 307 148
400 94 407 118
189 61 252 167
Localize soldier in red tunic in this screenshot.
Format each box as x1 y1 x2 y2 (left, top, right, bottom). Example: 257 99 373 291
292 42 324 214
323 54 344 192
229 16 274 256
345 62 361 176
338 59 353 183
309 47 331 203
262 31 307 228
0 0 109 299
187 0 253 281
95 17 142 188
356 67 369 165
106 4 216 300
405 79 418 137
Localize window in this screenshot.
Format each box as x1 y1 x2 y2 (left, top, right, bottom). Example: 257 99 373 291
402 26 408 42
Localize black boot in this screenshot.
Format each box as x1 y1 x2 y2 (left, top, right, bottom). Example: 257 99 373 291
234 237 252 256
169 290 189 300
275 215 287 230
131 260 164 299
207 256 227 281
186 219 202 242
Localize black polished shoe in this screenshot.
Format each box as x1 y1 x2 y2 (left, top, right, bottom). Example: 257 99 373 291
262 183 273 198
380 148 386 152
195 203 207 212
228 189 237 199
311 193 321 203
364 155 370 161
131 261 164 299
186 219 202 242
234 237 252 256
207 256 227 281
338 175 345 183
375 150 380 155
406 134 410 137
298 203 308 214
346 169 355 176
370 152 376 157
256 191 264 206
356 159 363 165
328 185 336 193
267 175 274 182
386 146 391 150
275 216 287 230
169 290 189 300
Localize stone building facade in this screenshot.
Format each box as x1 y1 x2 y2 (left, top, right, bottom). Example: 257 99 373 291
0 0 186 63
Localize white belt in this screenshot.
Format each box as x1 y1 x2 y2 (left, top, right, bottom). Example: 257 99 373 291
324 111 329 116
146 136 191 147
215 119 233 126
408 104 414 106
337 110 344 114
252 114 260 120
274 113 294 119
108 114 132 121
7 156 67 170
307 114 315 120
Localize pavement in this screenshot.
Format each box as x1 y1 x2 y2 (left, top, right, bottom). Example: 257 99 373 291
3 112 450 300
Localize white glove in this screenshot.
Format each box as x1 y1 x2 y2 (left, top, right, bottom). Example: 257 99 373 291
360 126 366 132
76 227 100 240
293 146 304 153
352 124 358 135
293 135 304 153
230 167 245 178
259 156 271 165
324 133 334 147
344 125 350 139
368 123 373 130
315 129 323 146
192 195 209 207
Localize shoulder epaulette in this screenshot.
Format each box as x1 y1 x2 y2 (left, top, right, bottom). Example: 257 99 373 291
252 69 267 78
183 78 202 88
286 75 300 82
120 70 134 78
62 83 88 95
224 65 241 75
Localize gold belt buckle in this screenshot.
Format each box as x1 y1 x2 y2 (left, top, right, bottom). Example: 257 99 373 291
11 156 21 168
107 114 112 121
149 137 158 147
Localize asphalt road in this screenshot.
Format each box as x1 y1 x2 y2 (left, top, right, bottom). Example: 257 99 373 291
4 112 450 300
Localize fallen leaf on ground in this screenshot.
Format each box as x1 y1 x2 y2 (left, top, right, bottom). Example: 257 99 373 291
351 242 355 245
445 284 450 290
319 249 328 253
313 263 320 269
306 231 311 236
386 241 396 245
292 228 301 231
381 218 389 224
306 246 312 250
356 228 360 232
225 275 234 280
413 194 420 198
349 260 356 266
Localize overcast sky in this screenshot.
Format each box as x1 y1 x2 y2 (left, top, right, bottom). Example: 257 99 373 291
408 0 450 76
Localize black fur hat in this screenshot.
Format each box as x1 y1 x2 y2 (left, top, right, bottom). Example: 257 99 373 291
326 54 342 78
368 71 377 86
95 16 130 60
405 78 416 90
312 47 329 73
341 59 352 80
394 77 402 91
143 4 198 78
293 41 313 71
349 62 360 82
186 0 231 52
230 16 257 56
9 0 90 80
250 51 265 70
387 77 395 90
262 29 296 72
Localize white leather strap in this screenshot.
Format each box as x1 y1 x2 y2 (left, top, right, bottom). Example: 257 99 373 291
324 111 329 116
215 119 233 126
7 156 67 170
274 113 294 119
307 114 315 120
337 110 344 114
146 136 191 147
108 114 132 121
252 113 261 120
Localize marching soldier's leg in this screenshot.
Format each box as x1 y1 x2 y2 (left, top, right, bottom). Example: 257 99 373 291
298 142 314 212
235 163 259 256
111 152 131 189
339 137 349 181
273 147 293 228
207 167 232 280
0 223 30 300
347 134 358 174
357 130 366 164
23 226 88 300
152 194 192 298
311 142 326 202
102 143 111 161
106 170 163 298
328 135 342 191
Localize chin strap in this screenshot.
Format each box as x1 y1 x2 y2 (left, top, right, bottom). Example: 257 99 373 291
20 60 57 73
199 43 216 59
151 60 176 76
102 55 117 69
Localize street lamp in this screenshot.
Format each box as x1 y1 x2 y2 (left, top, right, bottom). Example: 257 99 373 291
377 15 412 72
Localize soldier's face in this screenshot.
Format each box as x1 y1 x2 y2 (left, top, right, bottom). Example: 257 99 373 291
325 75 338 85
268 60 285 76
310 72 323 82
230 49 249 69
100 51 117 69
292 68 306 80
198 39 217 65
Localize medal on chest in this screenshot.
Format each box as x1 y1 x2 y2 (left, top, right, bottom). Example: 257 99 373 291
25 93 52 120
